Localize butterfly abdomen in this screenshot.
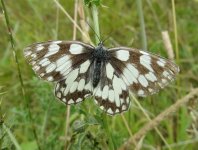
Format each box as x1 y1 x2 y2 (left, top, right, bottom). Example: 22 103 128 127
92 60 102 87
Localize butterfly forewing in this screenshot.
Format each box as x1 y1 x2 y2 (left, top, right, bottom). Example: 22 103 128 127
24 41 94 82
109 47 179 97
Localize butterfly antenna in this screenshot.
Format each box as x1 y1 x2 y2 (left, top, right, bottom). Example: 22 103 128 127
101 30 113 44
101 33 111 44
85 21 102 44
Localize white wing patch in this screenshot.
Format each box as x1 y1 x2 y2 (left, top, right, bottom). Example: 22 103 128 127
115 50 130 61
69 44 84 54
80 60 91 73
36 45 44 51
140 54 154 72
44 44 60 57
46 63 56 73
106 63 114 80
39 58 50 67
157 58 166 67
138 75 148 87
145 72 157 82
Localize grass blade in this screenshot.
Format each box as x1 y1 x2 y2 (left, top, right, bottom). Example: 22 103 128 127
136 0 147 50
3 124 21 150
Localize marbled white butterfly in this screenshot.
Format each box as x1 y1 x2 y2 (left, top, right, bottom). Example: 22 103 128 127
24 41 179 115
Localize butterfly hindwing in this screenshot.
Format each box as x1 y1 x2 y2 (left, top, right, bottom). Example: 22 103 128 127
24 41 94 82
93 62 130 115
54 60 93 104
109 47 179 97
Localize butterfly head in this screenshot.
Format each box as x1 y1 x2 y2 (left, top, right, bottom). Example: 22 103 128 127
92 42 109 61
96 42 107 51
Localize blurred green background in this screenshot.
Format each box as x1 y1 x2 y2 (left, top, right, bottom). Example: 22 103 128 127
1 0 198 149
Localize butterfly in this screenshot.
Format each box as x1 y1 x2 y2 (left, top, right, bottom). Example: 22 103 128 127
24 40 179 115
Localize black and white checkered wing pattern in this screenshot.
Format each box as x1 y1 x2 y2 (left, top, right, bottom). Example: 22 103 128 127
54 59 93 105
24 41 94 82
93 62 130 115
108 47 179 97
24 41 94 104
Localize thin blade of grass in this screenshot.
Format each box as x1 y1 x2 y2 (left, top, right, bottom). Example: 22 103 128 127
3 124 21 150
136 0 147 50
54 0 60 39
171 0 179 62
120 114 137 148
91 4 100 44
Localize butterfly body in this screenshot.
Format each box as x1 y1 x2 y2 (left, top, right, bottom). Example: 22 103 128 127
91 43 109 87
24 40 179 115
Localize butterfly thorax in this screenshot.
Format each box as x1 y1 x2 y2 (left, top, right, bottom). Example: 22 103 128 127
92 43 109 88
92 43 109 60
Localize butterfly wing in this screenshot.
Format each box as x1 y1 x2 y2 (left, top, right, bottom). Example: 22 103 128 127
24 41 94 104
108 47 179 97
54 59 93 105
24 41 94 82
93 62 130 115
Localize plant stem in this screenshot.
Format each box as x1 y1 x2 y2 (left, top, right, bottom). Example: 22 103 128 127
136 0 147 50
91 4 100 44
171 0 179 62
55 0 60 39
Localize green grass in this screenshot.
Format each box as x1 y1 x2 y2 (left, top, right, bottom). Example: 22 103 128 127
1 0 198 149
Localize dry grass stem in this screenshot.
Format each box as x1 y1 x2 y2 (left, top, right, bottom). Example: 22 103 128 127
162 31 175 60
119 88 198 150
64 105 71 149
53 0 92 44
78 0 92 43
132 95 171 149
64 0 78 149
171 0 179 61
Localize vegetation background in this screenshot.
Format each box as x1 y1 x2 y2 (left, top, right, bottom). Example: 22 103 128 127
1 0 198 149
